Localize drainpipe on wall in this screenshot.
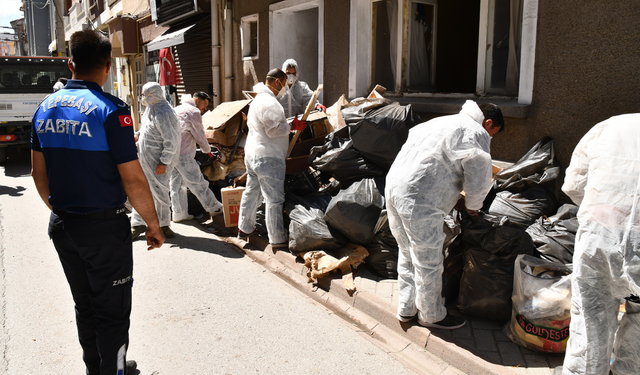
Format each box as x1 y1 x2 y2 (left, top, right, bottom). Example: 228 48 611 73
54 0 66 56
211 0 222 107
223 2 232 101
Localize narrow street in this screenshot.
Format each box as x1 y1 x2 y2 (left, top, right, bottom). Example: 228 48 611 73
0 152 418 375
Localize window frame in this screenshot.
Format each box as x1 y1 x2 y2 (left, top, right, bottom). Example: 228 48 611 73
240 14 259 61
349 0 538 105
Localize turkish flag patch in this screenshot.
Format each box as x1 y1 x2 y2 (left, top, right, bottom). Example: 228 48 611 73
119 115 133 127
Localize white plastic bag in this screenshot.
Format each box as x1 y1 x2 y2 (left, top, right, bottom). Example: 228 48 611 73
504 254 572 353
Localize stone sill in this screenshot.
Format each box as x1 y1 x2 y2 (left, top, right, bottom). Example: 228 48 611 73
392 97 531 119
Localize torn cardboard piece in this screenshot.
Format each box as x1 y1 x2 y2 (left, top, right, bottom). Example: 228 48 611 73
203 99 251 146
303 244 369 292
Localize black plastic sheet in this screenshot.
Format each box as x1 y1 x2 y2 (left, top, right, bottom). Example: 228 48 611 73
526 204 579 264
343 100 421 170
487 186 559 229
365 211 399 279
456 214 536 321
310 138 385 182
324 178 385 245
493 137 557 192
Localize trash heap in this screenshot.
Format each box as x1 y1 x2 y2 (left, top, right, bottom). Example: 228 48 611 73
190 90 579 354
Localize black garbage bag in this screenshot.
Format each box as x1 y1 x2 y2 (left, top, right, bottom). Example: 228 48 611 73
187 189 204 217
255 202 268 237
343 100 421 170
493 137 557 192
311 139 385 182
194 147 221 167
284 192 333 217
324 178 385 245
487 185 559 229
366 230 399 279
365 211 398 279
526 204 579 264
288 205 347 254
285 170 322 196
456 214 536 321
441 211 464 303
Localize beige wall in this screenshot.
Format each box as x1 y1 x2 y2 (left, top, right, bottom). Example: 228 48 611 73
231 0 640 168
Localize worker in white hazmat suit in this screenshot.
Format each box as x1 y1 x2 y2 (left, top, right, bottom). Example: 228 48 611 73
554 114 640 375
237 68 308 248
277 58 325 118
131 82 181 239
386 100 504 329
169 92 223 222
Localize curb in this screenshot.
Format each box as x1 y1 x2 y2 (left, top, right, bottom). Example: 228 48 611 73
207 219 518 375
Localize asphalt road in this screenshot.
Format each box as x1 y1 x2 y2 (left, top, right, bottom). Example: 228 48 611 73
0 153 417 375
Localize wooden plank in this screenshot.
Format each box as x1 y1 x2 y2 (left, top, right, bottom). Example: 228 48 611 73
286 84 323 158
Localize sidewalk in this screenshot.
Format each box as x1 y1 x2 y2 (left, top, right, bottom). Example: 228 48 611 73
202 215 564 375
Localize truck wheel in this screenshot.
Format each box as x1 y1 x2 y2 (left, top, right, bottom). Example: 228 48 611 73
0 148 6 165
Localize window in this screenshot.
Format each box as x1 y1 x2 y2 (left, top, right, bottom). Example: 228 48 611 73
351 0 537 103
407 0 437 91
241 14 258 60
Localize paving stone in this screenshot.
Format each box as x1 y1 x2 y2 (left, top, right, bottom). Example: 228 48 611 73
451 322 473 340
546 354 565 368
474 329 498 352
524 354 549 367
471 318 507 330
476 350 502 364
494 330 512 342
498 341 526 367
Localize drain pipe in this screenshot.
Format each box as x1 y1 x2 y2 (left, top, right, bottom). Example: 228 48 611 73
223 1 233 101
211 0 222 107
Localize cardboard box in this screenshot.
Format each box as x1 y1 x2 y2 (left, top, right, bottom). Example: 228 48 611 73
221 186 245 227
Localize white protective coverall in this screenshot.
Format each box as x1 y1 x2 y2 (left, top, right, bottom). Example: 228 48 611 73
385 100 493 324
560 114 640 375
237 82 290 245
131 82 181 227
169 94 222 221
277 59 319 118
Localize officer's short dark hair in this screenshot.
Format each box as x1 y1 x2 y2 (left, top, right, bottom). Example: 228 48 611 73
266 68 286 83
69 30 111 76
193 92 211 103
479 103 505 133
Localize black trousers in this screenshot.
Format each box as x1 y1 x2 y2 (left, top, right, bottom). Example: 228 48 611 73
48 211 133 375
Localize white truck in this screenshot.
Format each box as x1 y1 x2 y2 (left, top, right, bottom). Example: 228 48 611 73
0 56 71 163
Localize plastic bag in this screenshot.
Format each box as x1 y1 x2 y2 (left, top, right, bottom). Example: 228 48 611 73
324 178 385 245
493 137 557 192
487 186 559 229
441 211 464 303
365 231 399 279
343 100 421 170
505 254 572 353
311 138 385 182
456 214 536 320
288 205 347 253
526 204 579 264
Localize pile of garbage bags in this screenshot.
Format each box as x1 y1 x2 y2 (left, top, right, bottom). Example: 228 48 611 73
253 96 577 353
283 98 420 276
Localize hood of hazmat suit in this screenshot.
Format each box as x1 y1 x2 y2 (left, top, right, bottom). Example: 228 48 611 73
174 94 211 157
385 100 493 324
561 113 640 375
139 82 181 167
245 82 290 161
277 59 318 118
386 100 492 212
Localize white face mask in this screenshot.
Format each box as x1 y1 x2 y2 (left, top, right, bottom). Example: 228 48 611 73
287 74 297 86
277 82 288 98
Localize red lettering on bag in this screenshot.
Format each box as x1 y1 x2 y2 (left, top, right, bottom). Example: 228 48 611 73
515 314 569 342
